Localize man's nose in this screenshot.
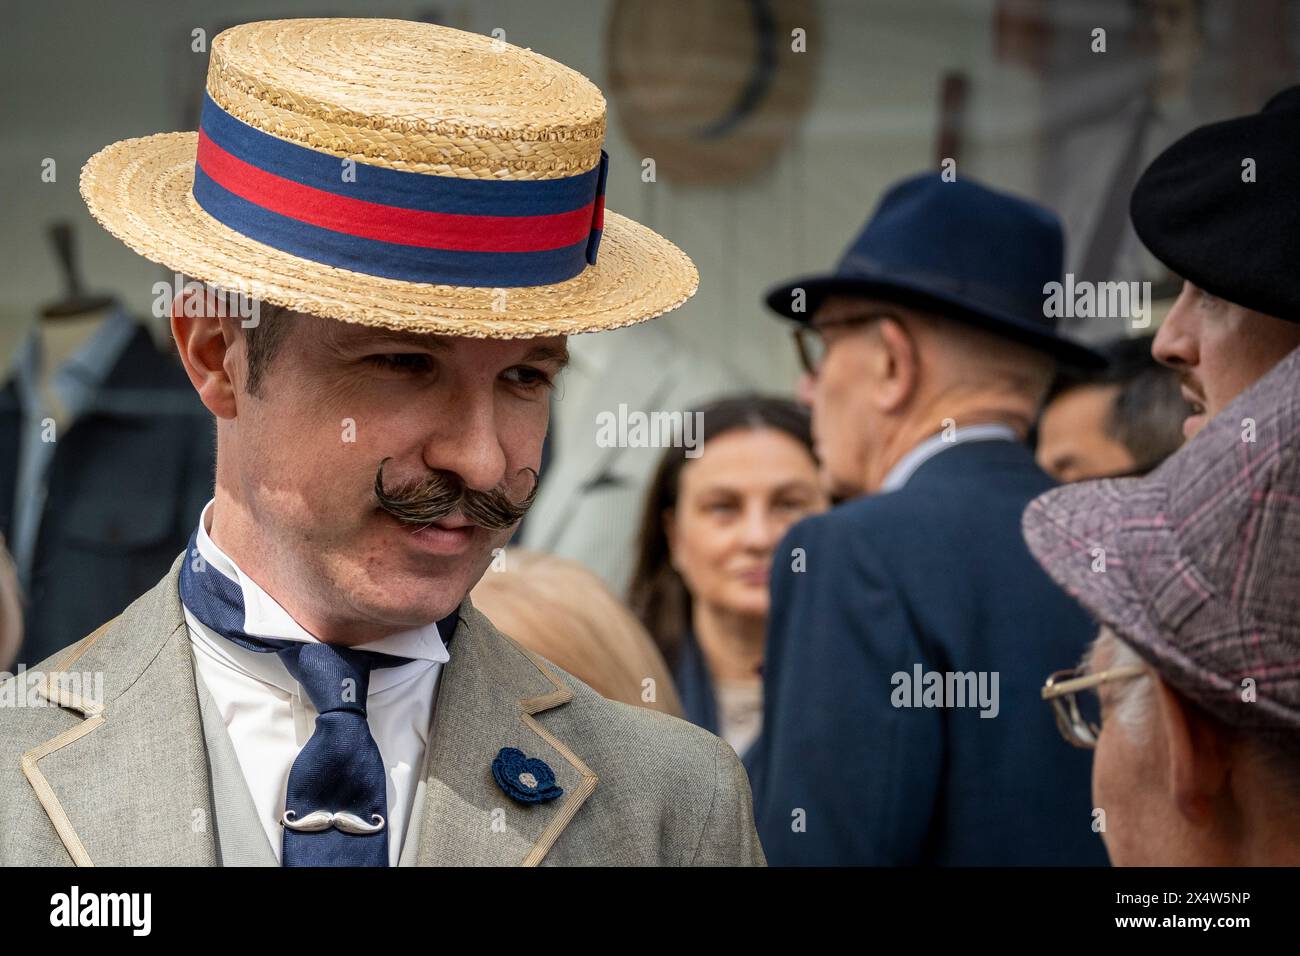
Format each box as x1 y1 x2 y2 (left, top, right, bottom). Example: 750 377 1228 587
421 395 509 493
1152 288 1199 371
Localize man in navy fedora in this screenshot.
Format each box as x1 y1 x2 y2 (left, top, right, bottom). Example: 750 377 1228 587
748 172 1111 865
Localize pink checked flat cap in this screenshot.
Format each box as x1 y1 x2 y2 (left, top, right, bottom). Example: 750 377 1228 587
1023 345 1300 733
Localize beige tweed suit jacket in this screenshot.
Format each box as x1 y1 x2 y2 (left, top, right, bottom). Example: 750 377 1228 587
0 553 766 866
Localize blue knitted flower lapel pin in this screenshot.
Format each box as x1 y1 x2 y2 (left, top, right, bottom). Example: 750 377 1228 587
492 747 564 804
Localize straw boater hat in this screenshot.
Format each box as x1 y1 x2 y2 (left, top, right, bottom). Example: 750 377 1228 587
79 18 698 337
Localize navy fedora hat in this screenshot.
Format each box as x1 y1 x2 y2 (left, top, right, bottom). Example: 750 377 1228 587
765 172 1105 369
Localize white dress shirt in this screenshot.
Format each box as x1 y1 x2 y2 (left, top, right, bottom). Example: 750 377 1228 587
183 498 449 865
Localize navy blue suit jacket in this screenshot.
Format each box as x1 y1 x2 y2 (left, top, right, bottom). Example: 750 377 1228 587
750 439 1107 865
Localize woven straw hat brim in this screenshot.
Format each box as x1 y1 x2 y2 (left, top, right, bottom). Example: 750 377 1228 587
80 131 698 338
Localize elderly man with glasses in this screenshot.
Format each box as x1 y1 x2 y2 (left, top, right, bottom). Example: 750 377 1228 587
746 172 1110 865
1027 344 1300 867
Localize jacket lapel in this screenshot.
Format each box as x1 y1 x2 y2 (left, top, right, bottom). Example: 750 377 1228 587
21 552 218 866
414 599 597 866
22 552 598 867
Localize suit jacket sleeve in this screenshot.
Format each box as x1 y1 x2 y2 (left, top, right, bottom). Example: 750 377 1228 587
691 736 767 866
752 513 945 865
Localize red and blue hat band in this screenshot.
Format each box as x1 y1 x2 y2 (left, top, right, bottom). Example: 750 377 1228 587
191 93 607 287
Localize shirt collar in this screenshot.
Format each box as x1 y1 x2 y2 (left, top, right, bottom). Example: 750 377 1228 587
880 423 1019 493
193 498 449 665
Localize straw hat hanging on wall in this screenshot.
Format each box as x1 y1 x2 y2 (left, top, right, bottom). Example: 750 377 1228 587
607 0 818 186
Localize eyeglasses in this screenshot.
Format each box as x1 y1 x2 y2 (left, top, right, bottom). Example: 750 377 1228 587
1041 664 1147 749
791 312 895 377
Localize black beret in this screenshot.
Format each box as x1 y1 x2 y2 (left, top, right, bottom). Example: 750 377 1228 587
1130 85 1300 323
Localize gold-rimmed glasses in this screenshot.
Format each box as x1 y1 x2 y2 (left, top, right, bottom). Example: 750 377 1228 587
1041 664 1147 749
791 312 897 377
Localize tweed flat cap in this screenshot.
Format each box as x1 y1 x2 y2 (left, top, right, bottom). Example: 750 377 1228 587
1023 345 1300 733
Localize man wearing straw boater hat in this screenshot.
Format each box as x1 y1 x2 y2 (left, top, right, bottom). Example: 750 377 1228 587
0 19 764 866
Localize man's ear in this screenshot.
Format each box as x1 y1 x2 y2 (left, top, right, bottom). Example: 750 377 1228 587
171 288 240 420
1154 674 1231 826
870 315 919 413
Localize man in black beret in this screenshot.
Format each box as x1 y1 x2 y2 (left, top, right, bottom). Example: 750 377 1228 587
1131 86 1300 438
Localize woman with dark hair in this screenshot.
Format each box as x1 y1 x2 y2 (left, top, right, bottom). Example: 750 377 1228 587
628 394 829 759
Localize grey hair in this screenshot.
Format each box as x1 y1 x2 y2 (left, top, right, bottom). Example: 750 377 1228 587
1090 627 1153 744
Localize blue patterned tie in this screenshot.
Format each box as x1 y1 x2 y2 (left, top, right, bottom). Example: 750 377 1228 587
178 528 458 866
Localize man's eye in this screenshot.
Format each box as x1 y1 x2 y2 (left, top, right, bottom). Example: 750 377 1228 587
366 353 434 374
504 366 554 392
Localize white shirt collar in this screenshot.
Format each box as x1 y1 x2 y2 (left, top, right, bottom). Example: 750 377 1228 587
191 498 450 669
880 424 1019 493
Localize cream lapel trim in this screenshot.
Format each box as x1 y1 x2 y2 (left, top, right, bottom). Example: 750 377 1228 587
516 650 598 867
19 553 220 867
22 719 104 866
413 602 599 866
20 615 119 867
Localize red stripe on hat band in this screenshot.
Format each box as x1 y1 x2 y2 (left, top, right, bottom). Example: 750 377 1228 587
195 131 597 253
